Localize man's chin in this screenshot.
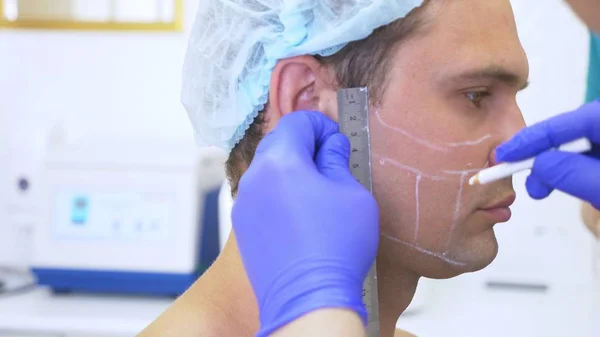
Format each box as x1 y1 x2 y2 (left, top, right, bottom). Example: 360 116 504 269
378 228 499 279
420 234 499 279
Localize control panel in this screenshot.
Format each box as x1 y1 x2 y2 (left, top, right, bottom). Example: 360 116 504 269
53 190 171 241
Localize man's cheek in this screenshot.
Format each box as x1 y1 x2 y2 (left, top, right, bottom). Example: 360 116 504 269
374 162 464 253
413 178 465 253
373 168 418 241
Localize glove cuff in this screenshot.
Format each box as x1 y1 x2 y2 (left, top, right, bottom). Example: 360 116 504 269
256 257 368 337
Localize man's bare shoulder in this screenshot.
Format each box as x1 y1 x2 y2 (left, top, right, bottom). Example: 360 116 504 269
395 329 417 337
137 255 258 337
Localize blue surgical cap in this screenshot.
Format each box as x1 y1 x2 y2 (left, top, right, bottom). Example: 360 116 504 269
182 0 424 153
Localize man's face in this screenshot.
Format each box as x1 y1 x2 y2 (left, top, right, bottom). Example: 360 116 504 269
371 0 529 278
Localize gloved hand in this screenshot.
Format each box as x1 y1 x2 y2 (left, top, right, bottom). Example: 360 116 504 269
232 111 379 337
496 100 600 210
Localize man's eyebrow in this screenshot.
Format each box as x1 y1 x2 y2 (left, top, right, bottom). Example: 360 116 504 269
444 66 530 90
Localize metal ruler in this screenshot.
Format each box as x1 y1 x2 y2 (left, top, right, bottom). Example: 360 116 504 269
337 87 380 337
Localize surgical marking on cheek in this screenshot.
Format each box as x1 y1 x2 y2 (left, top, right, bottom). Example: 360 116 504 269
374 109 492 151
381 232 467 266
442 168 481 175
444 172 468 252
442 161 490 175
374 154 448 181
375 153 486 180
373 154 481 261
413 175 422 243
375 110 492 152
374 110 449 152
445 134 492 147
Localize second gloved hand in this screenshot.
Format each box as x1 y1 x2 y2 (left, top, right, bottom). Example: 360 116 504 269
232 111 379 337
496 100 600 209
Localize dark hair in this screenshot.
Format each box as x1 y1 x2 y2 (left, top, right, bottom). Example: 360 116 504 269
225 2 431 197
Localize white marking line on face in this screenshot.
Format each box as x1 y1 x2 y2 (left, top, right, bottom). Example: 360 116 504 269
374 109 492 152
442 161 490 175
374 156 488 265
374 110 449 152
381 232 467 266
444 171 468 252
446 134 492 147
374 154 448 181
442 168 481 175
413 174 422 243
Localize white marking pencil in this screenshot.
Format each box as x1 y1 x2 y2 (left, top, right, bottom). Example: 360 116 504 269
469 137 593 186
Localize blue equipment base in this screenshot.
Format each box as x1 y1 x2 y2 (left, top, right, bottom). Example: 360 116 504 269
32 268 199 297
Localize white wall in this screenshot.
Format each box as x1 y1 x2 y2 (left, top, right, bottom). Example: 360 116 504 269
0 0 201 266
0 1 200 144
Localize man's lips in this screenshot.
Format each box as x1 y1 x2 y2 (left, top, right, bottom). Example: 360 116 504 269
478 194 517 223
481 194 517 210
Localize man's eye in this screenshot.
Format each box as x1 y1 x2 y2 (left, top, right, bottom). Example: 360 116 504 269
465 91 490 108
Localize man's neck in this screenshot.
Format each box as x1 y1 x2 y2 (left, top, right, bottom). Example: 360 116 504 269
199 233 259 336
377 238 420 337
204 233 419 337
137 233 258 337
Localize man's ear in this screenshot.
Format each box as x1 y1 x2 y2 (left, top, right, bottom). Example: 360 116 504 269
267 55 338 124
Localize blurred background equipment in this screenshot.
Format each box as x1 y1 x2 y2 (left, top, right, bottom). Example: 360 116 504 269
0 0 228 334
30 136 225 296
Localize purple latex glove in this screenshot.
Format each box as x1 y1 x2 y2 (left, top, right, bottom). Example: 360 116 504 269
496 100 600 209
232 111 379 337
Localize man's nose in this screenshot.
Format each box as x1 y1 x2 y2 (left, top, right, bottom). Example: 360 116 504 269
489 103 526 166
